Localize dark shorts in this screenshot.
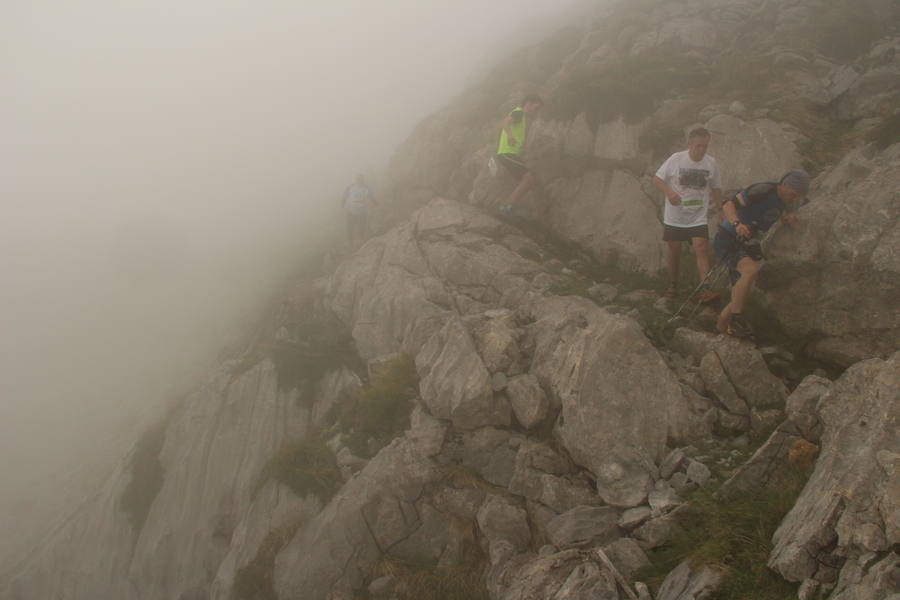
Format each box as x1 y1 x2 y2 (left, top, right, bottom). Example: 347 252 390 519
713 228 754 284
662 224 709 242
496 153 528 177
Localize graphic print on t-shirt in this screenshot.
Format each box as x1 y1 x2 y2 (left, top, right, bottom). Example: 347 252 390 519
679 168 710 211
679 168 710 189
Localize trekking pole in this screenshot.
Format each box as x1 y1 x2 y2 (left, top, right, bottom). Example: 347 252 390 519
666 262 726 324
683 262 729 321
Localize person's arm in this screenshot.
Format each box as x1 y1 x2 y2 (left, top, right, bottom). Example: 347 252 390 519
653 175 682 205
722 193 751 238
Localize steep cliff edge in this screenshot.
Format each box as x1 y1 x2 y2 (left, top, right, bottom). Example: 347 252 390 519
6 0 899 599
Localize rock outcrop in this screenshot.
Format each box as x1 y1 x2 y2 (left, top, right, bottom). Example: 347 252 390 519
768 352 900 597
7 1 900 599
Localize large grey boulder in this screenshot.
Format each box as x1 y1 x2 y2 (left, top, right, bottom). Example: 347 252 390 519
507 440 599 515
656 560 724 600
768 353 900 591
529 297 679 507
547 506 622 549
273 436 441 600
209 481 321 600
705 115 803 191
760 145 900 367
545 169 666 274
416 315 510 429
327 197 544 360
672 328 789 416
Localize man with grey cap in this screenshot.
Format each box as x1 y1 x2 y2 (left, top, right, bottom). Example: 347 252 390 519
713 169 810 338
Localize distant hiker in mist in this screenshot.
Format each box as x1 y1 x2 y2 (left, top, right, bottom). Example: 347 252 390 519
714 169 809 338
342 174 377 250
495 94 544 214
653 127 723 303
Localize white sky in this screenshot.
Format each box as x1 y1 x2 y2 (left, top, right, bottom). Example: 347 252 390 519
0 0 596 574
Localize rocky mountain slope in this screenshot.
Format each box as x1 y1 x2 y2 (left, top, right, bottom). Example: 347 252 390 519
6 0 899 599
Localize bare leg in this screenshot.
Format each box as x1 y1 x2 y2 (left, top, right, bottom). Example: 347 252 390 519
717 257 761 331
666 241 682 286
505 171 535 206
691 237 711 281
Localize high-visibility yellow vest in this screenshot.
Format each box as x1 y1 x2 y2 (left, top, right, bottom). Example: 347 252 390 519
497 107 526 155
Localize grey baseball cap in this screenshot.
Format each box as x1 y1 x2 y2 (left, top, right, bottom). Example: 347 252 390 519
781 169 810 195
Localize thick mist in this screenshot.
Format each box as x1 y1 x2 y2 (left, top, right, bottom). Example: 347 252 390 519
0 0 597 574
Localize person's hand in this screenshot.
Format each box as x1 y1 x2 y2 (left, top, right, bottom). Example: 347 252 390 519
736 223 752 238
667 192 682 206
783 213 799 227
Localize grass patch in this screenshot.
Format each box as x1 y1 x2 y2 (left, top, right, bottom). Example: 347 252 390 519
254 439 342 503
371 519 489 600
269 311 362 393
233 519 304 600
636 478 805 599
339 356 418 458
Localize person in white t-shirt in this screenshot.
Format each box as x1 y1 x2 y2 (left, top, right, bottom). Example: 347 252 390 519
653 127 723 302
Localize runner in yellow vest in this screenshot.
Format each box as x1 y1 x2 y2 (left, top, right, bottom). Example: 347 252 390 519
495 94 543 213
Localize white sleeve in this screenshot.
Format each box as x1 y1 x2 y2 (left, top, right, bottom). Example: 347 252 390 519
655 155 674 181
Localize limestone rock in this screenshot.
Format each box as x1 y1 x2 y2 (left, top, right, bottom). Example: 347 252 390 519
274 437 440 600
672 329 788 412
507 374 550 429
760 145 900 367
769 353 900 588
547 506 622 549
656 560 724 600
546 170 666 274
593 116 649 162
705 115 803 191
477 496 532 561
508 441 599 514
529 297 677 506
488 549 618 600
416 316 510 429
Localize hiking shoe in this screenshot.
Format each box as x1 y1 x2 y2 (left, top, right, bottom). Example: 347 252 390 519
725 313 753 339
697 287 721 305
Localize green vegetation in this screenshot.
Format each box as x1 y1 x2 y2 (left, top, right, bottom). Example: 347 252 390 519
338 356 419 458
375 561 490 600
254 439 342 503
119 415 170 535
233 520 304 600
271 313 361 393
637 478 806 600
868 112 900 150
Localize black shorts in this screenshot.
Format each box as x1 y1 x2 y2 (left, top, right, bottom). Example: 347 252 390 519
662 224 709 242
496 153 528 177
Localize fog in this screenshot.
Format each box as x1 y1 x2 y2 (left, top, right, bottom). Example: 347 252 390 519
0 0 597 572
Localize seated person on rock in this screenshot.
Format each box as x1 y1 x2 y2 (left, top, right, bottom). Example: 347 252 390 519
714 169 810 338
495 94 543 213
653 126 723 303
